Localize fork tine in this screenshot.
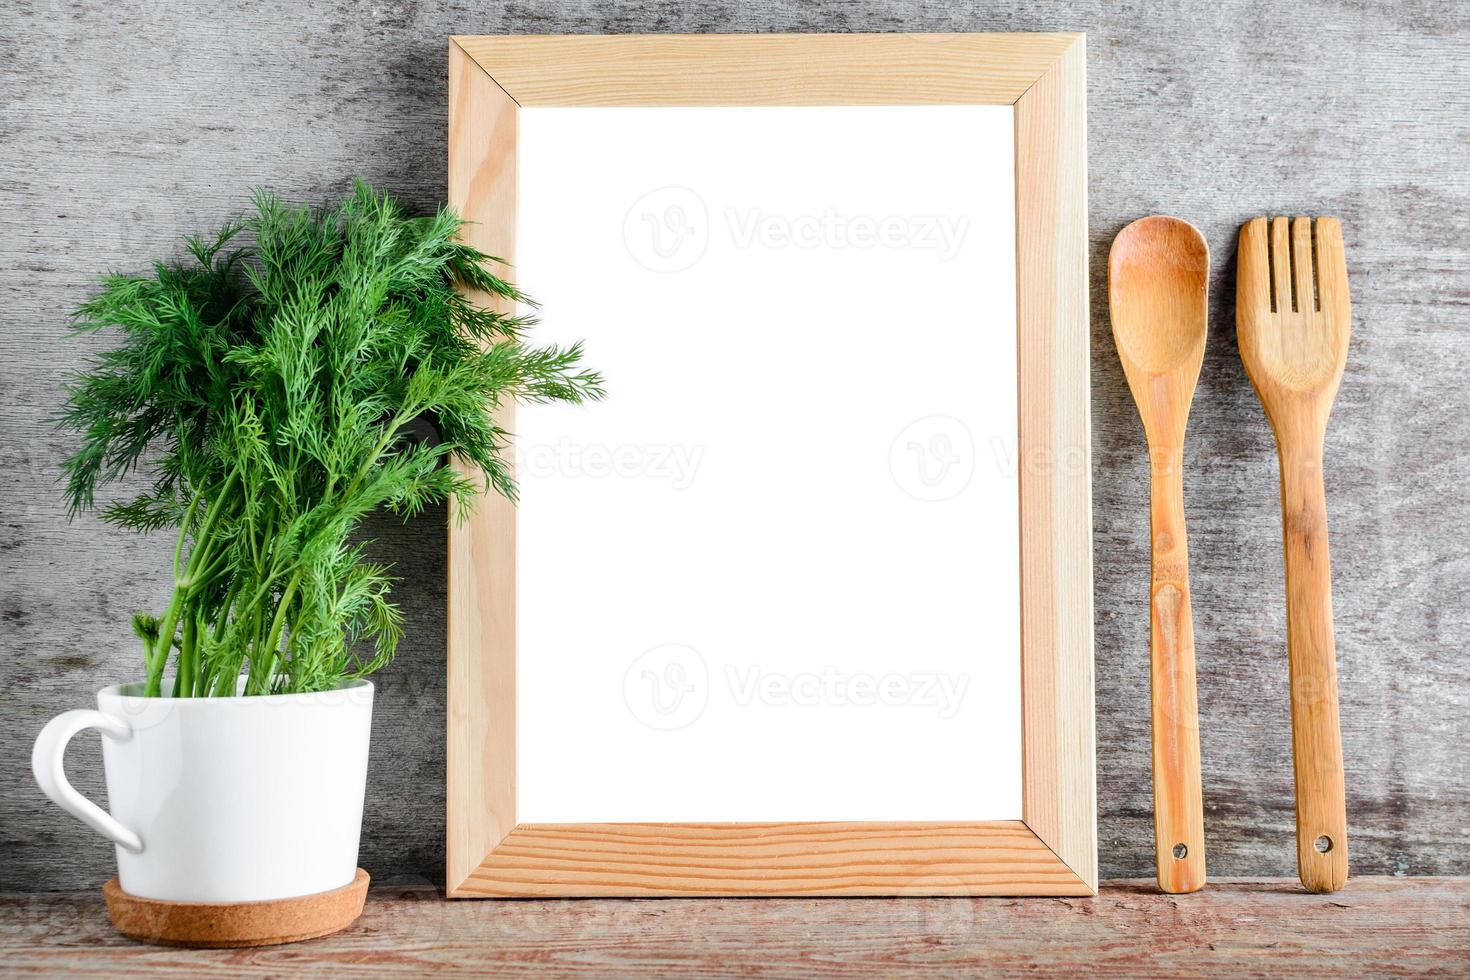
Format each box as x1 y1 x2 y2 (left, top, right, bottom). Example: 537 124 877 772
1314 217 1351 323
1238 217 1271 316
1292 217 1315 312
1271 217 1292 312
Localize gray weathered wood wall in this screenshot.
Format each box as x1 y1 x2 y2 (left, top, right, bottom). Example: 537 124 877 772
2 1 1467 891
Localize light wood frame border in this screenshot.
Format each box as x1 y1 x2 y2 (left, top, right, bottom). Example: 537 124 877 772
447 33 1094 897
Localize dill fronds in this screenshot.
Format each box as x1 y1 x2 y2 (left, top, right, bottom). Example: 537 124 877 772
59 181 603 696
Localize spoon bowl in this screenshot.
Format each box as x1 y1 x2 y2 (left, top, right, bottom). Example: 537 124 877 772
1110 215 1209 402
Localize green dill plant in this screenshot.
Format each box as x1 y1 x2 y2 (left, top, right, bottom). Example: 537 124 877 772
59 182 603 697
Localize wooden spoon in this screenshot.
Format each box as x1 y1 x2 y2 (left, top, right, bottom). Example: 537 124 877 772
1236 216 1351 893
1109 216 1209 894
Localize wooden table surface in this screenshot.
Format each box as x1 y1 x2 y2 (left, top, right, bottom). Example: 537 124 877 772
1 877 1465 977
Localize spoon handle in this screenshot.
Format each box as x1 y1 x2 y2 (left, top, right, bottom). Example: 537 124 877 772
1149 450 1207 893
1278 439 1349 893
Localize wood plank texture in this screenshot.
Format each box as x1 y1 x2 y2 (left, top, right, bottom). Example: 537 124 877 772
453 33 1077 105
460 822 1089 897
3 2 1469 893
1 878 1465 976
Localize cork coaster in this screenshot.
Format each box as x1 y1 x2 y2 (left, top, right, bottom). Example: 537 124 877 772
103 869 369 948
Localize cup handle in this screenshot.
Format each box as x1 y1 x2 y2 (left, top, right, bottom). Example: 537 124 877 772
32 709 143 853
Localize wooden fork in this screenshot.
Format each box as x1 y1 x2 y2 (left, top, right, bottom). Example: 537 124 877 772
1236 216 1351 893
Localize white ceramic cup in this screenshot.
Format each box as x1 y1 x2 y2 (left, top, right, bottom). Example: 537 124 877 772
32 680 373 903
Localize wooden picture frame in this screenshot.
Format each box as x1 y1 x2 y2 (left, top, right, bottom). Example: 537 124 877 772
447 33 1094 897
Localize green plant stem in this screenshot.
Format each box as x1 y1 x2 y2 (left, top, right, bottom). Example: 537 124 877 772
173 491 202 581
187 550 232 596
146 472 238 695
171 611 198 698
249 567 302 694
187 471 239 569
196 581 236 696
145 588 184 697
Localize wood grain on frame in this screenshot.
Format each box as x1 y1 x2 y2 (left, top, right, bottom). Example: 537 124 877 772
447 33 1094 897
1014 36 1097 890
459 822 1089 897
446 39 519 894
453 33 1077 106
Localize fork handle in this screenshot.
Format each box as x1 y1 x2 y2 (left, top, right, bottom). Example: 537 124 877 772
1279 441 1349 893
1149 450 1206 893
